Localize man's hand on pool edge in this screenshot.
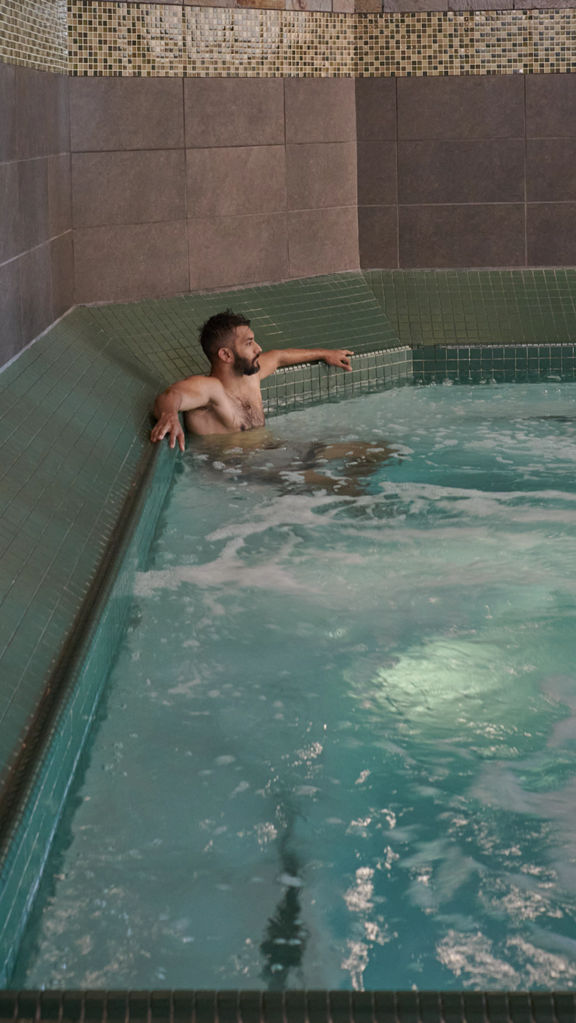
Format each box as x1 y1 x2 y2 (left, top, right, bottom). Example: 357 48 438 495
322 349 354 372
150 412 186 452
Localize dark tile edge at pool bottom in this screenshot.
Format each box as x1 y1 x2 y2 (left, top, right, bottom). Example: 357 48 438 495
3 989 576 1023
0 444 176 987
413 343 576 385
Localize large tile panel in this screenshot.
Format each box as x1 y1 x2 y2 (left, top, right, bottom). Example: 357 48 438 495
526 140 576 202
72 151 186 227
74 222 189 303
357 141 397 205
70 78 184 152
398 139 524 204
184 79 284 148
0 162 20 264
50 233 74 321
286 142 357 210
188 213 288 290
47 154 72 238
285 79 356 143
355 79 397 142
14 69 69 160
19 243 54 345
358 205 398 268
399 204 525 267
526 74 576 137
528 205 576 266
397 76 524 140
186 146 286 217
0 63 18 164
287 206 359 277
18 158 50 252
0 261 22 366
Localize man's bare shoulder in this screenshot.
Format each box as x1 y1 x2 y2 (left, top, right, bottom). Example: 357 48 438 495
172 373 225 401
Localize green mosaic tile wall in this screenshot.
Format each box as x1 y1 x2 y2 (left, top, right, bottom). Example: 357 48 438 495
365 270 576 348
412 342 576 383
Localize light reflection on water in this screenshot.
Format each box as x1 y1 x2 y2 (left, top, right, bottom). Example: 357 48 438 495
12 382 576 991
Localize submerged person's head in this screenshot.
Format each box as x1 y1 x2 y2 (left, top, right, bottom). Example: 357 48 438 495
199 310 261 376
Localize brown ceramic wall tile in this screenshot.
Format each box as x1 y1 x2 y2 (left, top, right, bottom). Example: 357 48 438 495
188 213 288 290
186 146 286 217
527 204 576 265
287 207 359 277
74 222 189 303
450 0 512 7
384 0 447 9
399 204 525 267
0 261 22 365
15 69 69 160
70 78 184 153
399 139 524 203
72 150 186 227
357 141 397 205
237 0 284 8
527 139 576 202
355 79 397 142
50 232 74 321
19 159 50 251
0 154 55 261
285 79 356 144
286 0 331 9
0 63 17 164
516 0 572 8
332 0 355 10
48 154 72 237
397 76 524 140
0 66 72 367
185 80 284 148
358 205 398 268
286 142 357 210
526 75 576 138
19 243 54 345
0 162 20 263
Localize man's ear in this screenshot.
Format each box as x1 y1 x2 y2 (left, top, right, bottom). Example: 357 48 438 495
217 346 234 364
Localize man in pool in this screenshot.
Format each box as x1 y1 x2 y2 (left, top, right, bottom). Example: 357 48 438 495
150 310 354 450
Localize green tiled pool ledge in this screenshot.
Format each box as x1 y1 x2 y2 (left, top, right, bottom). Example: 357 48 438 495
0 442 175 986
263 347 412 413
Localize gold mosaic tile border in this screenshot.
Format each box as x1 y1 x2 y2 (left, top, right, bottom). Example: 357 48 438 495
2 0 576 77
67 3 576 77
0 0 68 72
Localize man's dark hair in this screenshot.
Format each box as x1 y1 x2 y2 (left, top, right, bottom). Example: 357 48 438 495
199 310 251 364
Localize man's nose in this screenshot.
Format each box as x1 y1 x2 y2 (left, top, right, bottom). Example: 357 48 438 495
256 344 262 355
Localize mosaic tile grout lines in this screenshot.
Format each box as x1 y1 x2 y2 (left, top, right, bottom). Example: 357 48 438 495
3 0 576 77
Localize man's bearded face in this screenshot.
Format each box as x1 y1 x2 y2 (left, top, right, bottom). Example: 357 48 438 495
233 351 260 375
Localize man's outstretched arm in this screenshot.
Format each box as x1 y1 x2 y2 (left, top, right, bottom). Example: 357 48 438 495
258 348 353 379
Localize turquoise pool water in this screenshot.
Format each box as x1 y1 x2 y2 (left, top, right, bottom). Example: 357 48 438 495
13 382 576 991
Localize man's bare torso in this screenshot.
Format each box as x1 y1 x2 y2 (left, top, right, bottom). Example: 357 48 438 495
184 377 265 436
